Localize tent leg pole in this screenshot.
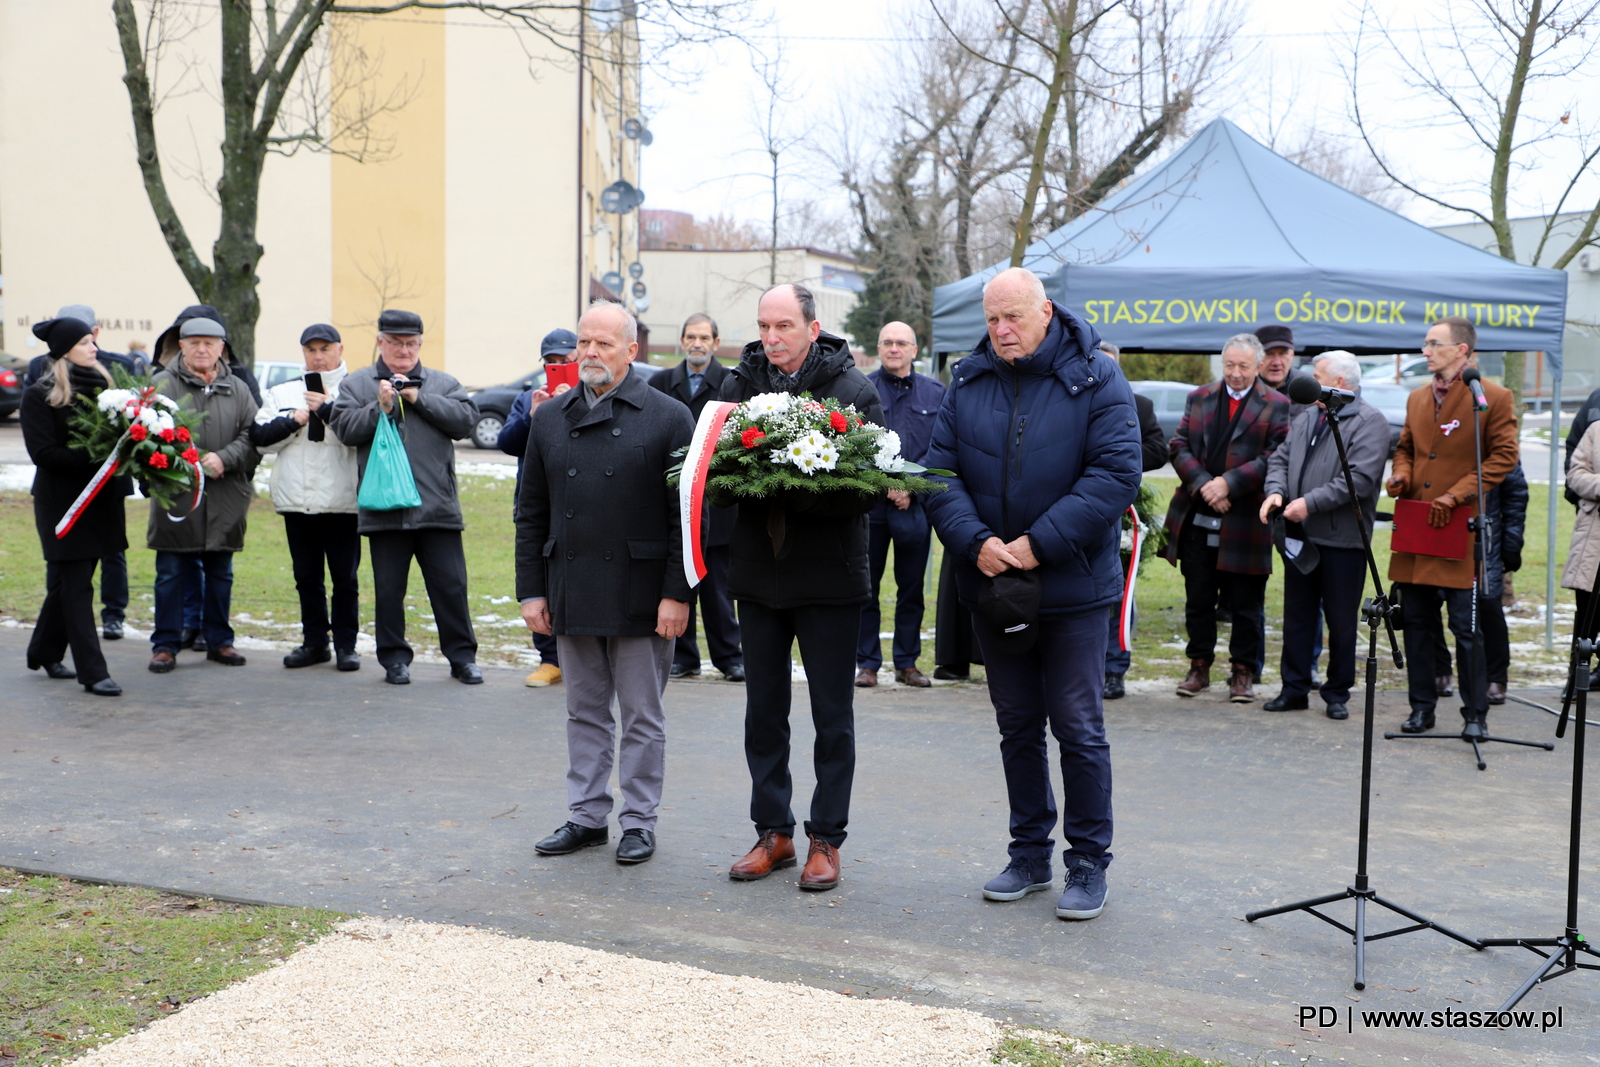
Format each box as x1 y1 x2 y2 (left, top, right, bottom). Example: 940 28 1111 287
1549 371 1562 653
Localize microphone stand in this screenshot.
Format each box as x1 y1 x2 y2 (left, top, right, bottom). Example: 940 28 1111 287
1384 380 1552 768
1247 397 1482 989
1476 565 1600 1008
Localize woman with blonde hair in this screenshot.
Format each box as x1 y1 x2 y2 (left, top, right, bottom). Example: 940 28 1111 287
20 316 125 695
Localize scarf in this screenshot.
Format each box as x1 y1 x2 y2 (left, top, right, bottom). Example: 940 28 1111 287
758 343 827 394
1432 367 1462 411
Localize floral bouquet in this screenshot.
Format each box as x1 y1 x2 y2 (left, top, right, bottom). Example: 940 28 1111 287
63 368 206 526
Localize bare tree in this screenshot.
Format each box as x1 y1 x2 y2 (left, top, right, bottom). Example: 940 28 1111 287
1348 0 1600 410
744 42 810 285
112 0 751 368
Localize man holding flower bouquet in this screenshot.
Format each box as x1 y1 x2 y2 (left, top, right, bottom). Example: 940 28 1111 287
718 283 885 893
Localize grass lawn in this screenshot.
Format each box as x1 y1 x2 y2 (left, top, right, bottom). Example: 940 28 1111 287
0 868 345 1065
0 469 1579 687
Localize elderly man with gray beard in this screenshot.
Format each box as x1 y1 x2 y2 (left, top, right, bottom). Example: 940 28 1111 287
1258 351 1391 720
517 302 695 866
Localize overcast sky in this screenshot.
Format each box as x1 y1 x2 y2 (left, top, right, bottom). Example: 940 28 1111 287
637 0 1600 248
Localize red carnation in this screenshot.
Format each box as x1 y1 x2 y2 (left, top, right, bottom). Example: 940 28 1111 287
829 411 849 433
741 427 766 449
158 427 176 443
854 418 863 427
181 447 200 464
175 427 191 443
129 424 148 442
147 452 170 469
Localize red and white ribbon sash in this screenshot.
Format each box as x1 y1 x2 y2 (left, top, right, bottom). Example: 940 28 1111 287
1119 504 1143 652
55 451 123 539
679 400 738 587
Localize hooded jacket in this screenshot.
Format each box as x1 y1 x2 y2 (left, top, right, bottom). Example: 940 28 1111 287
146 357 261 553
716 331 886 607
924 303 1141 617
325 359 479 533
251 361 359 514
152 305 262 405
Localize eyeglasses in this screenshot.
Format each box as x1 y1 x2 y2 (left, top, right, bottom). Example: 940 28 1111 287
1422 339 1462 351
381 336 423 351
879 341 916 349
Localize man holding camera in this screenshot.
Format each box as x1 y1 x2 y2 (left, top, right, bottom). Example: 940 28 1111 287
327 309 482 685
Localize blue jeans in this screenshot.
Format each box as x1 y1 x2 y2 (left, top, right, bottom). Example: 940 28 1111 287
180 553 205 630
152 551 234 653
975 609 1113 867
857 506 932 671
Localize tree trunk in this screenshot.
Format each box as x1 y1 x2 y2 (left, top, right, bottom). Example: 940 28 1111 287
1009 0 1077 267
215 1 268 369
1502 351 1525 422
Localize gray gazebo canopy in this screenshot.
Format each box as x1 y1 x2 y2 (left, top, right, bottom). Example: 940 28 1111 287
931 118 1569 369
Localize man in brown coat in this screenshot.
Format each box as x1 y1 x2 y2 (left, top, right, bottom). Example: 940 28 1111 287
1387 316 1519 738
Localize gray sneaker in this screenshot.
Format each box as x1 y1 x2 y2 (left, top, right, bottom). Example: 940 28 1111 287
1055 855 1108 920
982 856 1053 901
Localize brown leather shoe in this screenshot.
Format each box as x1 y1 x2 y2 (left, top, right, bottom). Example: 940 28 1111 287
148 650 177 674
895 667 932 688
798 834 841 891
1176 659 1209 697
728 831 795 881
1228 662 1256 703
855 668 878 688
1487 681 1507 705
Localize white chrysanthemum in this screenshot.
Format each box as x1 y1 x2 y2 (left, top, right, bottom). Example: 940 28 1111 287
97 389 136 413
795 452 823 474
813 444 839 471
1120 528 1135 552
136 406 161 429
783 439 810 464
873 430 905 472
742 393 794 418
153 395 179 411
799 430 829 452
155 411 176 434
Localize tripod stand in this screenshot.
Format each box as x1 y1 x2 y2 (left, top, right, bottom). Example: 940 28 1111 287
1385 375 1551 768
1476 567 1600 1009
1246 397 1481 989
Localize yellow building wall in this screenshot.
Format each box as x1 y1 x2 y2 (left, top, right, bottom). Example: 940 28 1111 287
329 11 448 370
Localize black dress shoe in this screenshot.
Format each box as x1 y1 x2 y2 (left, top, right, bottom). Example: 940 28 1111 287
385 662 411 685
1400 708 1436 733
1461 711 1489 741
669 663 700 678
1486 681 1507 705
206 644 247 666
1325 702 1349 720
84 678 122 697
335 648 361 672
932 665 969 681
1435 675 1453 698
616 828 656 864
451 662 484 685
722 664 745 682
190 633 208 654
283 645 331 668
42 662 77 680
1263 693 1310 712
179 627 200 650
1102 673 1125 700
535 821 608 855
102 619 124 640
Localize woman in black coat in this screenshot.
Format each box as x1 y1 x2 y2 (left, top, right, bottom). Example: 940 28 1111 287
21 317 127 695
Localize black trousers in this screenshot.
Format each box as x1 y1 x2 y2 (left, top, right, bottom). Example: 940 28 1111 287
1179 528 1267 669
934 550 982 670
1480 593 1509 685
1396 582 1487 716
29 558 108 684
368 529 477 669
674 544 743 673
858 512 931 670
283 512 362 651
45 551 127 626
1279 546 1366 704
738 600 858 847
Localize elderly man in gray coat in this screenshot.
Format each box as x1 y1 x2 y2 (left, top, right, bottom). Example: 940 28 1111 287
326 310 482 686
516 302 695 866
1259 350 1391 720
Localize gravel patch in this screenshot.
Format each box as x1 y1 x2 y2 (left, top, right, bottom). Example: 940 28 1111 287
76 918 1002 1067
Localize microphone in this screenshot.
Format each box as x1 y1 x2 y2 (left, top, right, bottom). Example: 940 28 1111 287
1461 366 1489 411
1286 372 1355 410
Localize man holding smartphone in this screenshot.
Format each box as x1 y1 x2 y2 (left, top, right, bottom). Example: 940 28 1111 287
251 324 362 670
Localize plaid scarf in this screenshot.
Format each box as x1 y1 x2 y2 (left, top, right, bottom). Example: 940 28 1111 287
758 343 827 394
1432 367 1462 411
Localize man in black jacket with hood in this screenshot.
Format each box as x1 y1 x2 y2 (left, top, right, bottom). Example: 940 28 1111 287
720 284 885 893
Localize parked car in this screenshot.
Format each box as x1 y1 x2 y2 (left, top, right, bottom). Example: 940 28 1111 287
1362 355 1429 389
1356 380 1412 457
0 351 23 420
255 360 309 393
1127 379 1199 441
467 360 662 449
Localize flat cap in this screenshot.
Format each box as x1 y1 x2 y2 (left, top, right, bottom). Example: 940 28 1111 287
378 309 424 336
179 317 227 339
300 323 342 346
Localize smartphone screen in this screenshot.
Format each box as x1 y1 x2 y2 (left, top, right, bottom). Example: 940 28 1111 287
545 361 579 391
303 372 323 394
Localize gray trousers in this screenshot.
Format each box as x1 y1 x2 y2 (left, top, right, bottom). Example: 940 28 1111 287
558 633 672 832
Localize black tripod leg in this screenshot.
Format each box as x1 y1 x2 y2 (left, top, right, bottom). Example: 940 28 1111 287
1354 894 1367 990
1470 737 1486 771
1246 887 1352 923
1500 944 1566 1012
1369 894 1484 949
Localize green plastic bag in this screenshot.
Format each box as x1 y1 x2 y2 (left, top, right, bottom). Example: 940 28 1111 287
357 413 422 511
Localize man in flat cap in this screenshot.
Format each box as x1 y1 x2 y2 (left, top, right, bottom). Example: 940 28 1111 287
251 324 362 671
327 310 483 685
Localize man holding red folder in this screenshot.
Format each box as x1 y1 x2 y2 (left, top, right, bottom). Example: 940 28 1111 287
1386 316 1519 738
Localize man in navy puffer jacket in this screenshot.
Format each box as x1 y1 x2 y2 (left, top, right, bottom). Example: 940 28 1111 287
925 268 1141 922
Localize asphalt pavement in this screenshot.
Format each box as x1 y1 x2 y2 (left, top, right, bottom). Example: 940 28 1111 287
2 628 1594 1066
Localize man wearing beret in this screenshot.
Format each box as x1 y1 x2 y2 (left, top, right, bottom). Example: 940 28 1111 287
326 310 483 685
251 324 362 671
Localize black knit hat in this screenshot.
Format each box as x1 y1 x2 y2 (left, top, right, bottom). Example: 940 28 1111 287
33 317 95 360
